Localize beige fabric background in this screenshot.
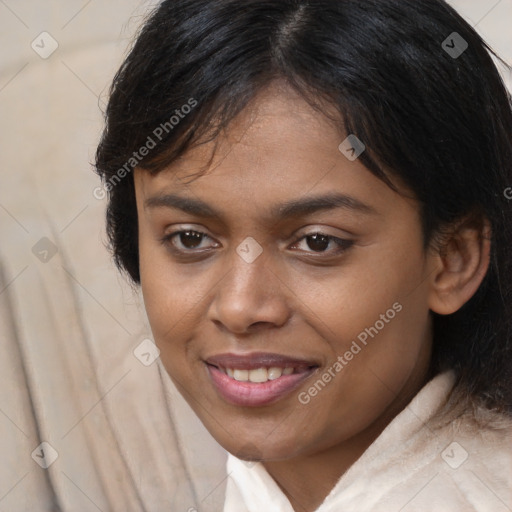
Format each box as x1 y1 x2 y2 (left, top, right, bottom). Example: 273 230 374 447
0 1 511 511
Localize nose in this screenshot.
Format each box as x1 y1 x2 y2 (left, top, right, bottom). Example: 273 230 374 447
206 245 291 335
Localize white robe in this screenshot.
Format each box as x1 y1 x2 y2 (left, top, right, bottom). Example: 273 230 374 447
223 370 512 511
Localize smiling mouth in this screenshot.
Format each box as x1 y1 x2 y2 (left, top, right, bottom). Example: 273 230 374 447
204 352 319 406
208 364 315 383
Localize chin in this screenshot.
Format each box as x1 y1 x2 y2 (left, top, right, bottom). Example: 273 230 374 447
214 427 304 462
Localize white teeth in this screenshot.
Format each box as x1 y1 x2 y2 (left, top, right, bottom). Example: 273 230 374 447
233 369 249 381
224 367 295 382
249 368 268 383
267 367 283 380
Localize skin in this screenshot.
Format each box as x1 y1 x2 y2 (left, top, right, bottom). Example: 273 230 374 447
134 80 490 512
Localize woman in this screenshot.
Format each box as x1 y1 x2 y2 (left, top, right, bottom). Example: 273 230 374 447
95 0 512 510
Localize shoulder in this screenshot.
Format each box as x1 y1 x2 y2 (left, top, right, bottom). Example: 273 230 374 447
422 403 512 512
368 375 512 512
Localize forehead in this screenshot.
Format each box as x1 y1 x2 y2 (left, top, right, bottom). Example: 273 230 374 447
176 82 343 177
134 82 411 225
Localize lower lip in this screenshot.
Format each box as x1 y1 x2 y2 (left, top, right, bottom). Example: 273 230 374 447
206 364 316 407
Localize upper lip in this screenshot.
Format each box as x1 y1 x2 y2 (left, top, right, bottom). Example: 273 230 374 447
205 352 320 370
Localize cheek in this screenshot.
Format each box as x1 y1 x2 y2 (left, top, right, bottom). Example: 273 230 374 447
309 241 426 346
138 231 191 355
305 241 430 398
139 222 189 316
138 231 221 379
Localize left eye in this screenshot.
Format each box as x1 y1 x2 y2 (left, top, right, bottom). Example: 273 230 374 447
291 233 353 255
162 230 353 256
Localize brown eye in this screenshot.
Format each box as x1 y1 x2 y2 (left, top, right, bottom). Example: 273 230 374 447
305 233 330 252
292 232 354 256
175 230 205 249
162 229 215 252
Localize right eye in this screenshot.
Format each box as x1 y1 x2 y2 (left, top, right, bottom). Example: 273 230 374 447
161 229 219 253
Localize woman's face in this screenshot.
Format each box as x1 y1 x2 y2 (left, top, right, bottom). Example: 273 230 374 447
134 83 436 462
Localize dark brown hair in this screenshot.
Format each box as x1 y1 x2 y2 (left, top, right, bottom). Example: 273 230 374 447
95 0 512 414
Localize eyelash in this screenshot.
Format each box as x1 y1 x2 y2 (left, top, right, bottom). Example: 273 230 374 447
160 229 354 258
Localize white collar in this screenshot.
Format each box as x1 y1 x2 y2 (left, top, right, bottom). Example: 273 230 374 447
223 370 458 512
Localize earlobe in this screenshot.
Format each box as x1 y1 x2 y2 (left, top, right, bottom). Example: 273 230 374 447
428 216 491 315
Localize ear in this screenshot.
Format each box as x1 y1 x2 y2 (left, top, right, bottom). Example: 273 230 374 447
427 214 491 315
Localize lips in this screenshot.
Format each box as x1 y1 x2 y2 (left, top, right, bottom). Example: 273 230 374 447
206 352 318 371
204 352 319 407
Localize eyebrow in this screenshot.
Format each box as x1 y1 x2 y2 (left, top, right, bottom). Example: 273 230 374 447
144 192 377 221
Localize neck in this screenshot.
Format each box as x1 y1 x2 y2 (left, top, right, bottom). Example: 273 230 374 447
262 364 434 512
